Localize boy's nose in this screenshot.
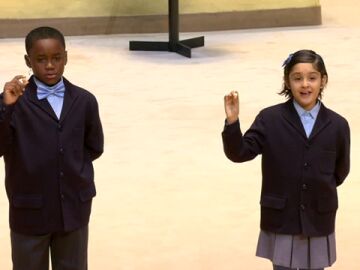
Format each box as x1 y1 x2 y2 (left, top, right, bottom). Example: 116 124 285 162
46 61 54 68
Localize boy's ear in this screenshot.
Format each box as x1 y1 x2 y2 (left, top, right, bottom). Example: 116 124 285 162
64 51 68 66
24 55 31 68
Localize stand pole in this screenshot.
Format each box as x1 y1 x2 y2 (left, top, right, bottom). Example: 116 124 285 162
129 0 204 58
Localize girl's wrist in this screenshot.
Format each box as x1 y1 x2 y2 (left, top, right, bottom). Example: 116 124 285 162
226 117 238 125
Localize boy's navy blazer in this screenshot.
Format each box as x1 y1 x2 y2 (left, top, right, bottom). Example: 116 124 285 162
0 76 104 235
222 99 350 237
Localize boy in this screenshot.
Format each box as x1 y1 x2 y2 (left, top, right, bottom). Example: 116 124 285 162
0 26 104 270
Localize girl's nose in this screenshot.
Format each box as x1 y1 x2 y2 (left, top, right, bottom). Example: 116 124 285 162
302 79 309 87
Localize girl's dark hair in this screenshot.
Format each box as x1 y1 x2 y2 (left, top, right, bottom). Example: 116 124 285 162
279 49 328 99
25 26 65 54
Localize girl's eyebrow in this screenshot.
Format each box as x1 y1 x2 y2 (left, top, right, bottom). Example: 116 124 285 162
290 71 320 76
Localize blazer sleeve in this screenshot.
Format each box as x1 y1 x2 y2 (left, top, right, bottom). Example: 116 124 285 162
0 96 14 157
85 95 104 161
222 113 265 163
335 119 350 186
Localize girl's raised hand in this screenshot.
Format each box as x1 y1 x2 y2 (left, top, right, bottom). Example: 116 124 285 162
224 91 239 124
3 75 28 105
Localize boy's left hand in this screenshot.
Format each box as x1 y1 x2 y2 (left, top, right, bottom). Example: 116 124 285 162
3 75 29 105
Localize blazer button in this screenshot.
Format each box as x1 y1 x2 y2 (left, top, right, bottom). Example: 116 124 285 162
304 162 309 168
302 184 308 190
59 148 64 154
59 171 64 177
58 124 62 131
300 204 306 211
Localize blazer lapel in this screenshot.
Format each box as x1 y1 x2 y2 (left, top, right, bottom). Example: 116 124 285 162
59 77 79 122
309 103 331 140
281 99 307 139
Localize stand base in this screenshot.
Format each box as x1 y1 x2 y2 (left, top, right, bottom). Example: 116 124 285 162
129 36 204 58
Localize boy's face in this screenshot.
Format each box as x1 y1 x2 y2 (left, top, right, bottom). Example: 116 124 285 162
287 63 327 111
25 38 67 86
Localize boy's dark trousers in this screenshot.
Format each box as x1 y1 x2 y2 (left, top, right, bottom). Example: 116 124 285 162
274 265 324 270
11 225 88 270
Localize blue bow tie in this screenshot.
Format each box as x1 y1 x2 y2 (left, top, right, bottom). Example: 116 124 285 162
36 83 65 100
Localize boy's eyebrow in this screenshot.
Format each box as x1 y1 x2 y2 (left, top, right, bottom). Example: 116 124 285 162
35 52 63 57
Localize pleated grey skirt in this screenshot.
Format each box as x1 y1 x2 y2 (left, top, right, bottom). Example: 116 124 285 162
256 230 336 269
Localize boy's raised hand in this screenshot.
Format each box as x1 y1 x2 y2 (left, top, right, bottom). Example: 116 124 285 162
224 91 239 124
3 75 28 105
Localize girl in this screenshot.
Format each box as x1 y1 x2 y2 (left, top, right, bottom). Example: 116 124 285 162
222 50 350 270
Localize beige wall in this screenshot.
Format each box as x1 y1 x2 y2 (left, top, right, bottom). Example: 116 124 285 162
0 0 322 37
0 0 320 18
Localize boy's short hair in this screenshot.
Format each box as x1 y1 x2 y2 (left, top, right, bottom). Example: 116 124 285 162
25 26 66 54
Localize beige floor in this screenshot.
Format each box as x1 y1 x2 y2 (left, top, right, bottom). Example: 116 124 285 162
0 0 359 269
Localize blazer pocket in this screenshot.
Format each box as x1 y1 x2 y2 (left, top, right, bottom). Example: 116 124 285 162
79 183 96 202
12 194 43 209
260 195 286 210
320 150 336 174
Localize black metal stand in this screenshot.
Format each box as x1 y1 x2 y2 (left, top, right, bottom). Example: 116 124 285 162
129 0 204 58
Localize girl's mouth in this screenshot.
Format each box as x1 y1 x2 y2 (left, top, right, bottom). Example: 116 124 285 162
300 91 312 96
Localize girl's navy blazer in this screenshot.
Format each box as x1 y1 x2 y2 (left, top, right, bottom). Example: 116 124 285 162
222 99 350 237
0 76 104 235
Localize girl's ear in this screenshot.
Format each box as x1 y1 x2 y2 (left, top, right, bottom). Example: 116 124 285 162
24 55 31 68
321 75 328 89
283 76 290 89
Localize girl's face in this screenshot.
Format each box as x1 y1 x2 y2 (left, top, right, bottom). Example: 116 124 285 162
287 63 327 111
25 38 67 86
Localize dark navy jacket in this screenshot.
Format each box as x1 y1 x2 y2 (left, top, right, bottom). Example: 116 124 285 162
0 76 104 235
222 99 350 237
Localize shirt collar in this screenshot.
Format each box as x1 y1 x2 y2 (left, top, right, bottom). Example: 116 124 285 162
293 99 321 119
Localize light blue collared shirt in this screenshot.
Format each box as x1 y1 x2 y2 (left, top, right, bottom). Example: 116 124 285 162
293 100 321 138
34 77 65 119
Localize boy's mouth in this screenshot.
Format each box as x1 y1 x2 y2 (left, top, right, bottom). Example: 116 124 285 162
45 74 57 79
